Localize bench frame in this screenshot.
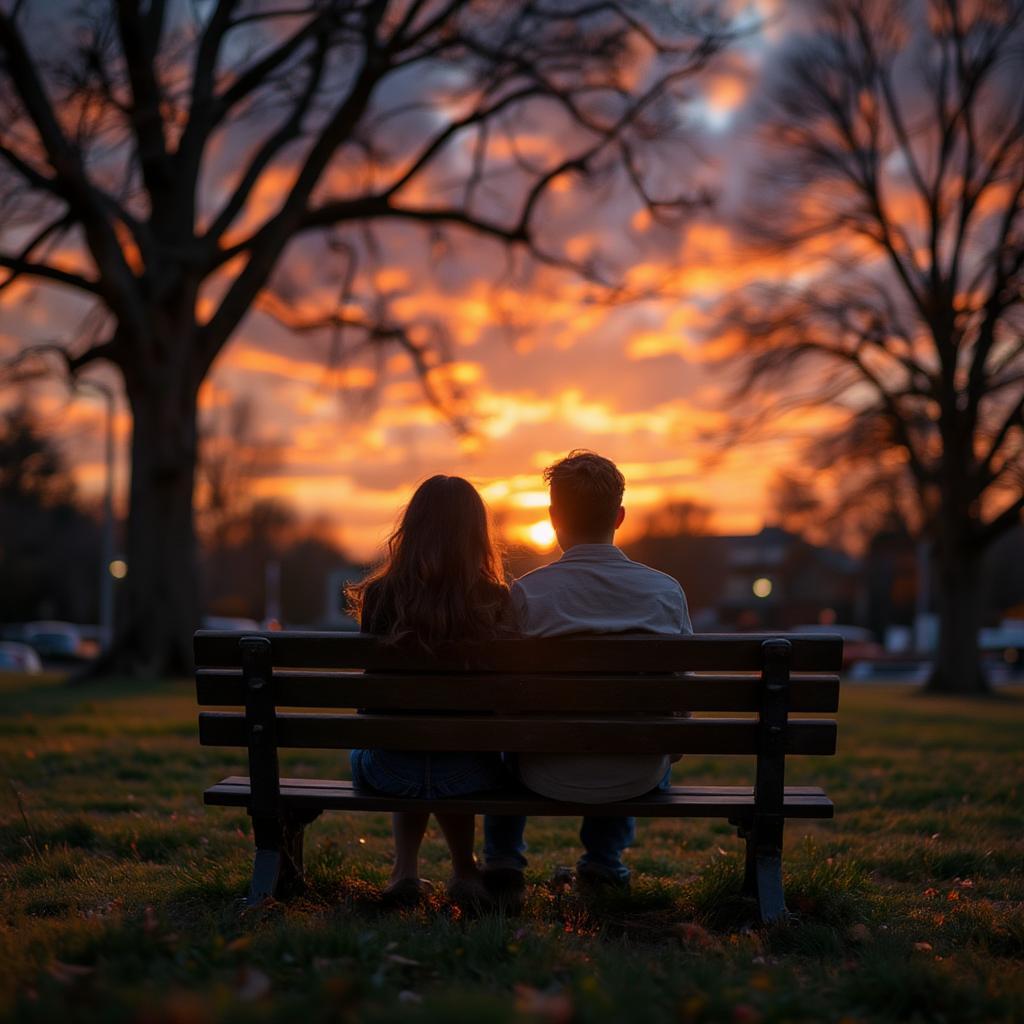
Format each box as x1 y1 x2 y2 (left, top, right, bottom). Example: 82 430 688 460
197 632 839 922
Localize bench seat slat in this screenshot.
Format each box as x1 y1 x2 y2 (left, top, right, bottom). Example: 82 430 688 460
203 777 834 819
195 670 840 713
198 712 837 755
194 631 843 673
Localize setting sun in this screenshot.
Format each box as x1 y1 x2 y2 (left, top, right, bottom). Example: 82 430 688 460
525 519 557 550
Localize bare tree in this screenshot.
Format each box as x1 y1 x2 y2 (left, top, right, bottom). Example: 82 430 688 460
0 0 728 674
721 0 1024 693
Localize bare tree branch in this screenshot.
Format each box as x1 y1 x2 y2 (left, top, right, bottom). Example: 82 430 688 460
0 252 101 293
115 0 172 199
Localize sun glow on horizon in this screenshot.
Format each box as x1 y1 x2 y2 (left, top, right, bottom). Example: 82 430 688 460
524 519 557 551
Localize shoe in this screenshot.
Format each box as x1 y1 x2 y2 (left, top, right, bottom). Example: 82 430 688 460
446 875 494 913
380 877 434 908
575 866 631 896
482 867 526 909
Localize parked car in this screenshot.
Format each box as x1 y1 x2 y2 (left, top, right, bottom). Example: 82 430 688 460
791 624 885 670
0 641 43 673
22 621 84 661
980 620 1024 674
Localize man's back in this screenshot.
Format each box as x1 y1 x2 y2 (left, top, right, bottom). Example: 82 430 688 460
511 543 692 802
512 543 691 638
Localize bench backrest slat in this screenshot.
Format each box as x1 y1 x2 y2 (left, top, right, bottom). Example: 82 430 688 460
198 711 837 756
194 631 843 673
195 669 840 713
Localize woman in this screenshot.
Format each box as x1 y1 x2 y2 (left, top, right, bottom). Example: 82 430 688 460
347 475 512 907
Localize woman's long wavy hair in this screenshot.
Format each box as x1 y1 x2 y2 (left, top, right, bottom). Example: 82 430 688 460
347 475 507 648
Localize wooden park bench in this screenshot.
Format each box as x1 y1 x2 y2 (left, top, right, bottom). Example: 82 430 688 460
194 630 842 923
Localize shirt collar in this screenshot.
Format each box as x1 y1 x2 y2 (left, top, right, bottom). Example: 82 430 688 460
557 543 629 563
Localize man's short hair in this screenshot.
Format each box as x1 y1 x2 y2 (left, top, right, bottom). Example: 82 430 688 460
544 449 625 538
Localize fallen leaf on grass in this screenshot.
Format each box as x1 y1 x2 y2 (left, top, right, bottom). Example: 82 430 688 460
47 961 93 985
672 923 719 951
913 942 933 952
514 984 574 1023
235 966 271 1001
386 954 421 967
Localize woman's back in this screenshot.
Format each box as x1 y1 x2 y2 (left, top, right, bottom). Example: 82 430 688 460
360 575 512 644
350 474 513 648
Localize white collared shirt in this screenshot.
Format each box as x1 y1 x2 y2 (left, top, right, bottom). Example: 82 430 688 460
511 543 692 638
511 543 692 802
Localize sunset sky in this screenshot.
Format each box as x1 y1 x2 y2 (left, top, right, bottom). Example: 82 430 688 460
0 2 855 561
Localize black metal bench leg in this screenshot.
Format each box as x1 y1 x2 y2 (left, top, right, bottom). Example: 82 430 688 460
749 639 792 926
248 811 322 904
747 816 787 924
279 810 322 898
249 815 284 905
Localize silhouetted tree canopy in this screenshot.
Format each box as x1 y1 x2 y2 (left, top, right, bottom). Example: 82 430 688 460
720 0 1024 693
0 0 729 674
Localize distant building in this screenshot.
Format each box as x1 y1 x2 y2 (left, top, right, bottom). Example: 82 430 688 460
711 526 863 630
627 526 864 631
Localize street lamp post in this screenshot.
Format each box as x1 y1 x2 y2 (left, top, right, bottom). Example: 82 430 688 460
77 380 116 653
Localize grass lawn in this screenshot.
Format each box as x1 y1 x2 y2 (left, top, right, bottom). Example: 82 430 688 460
1 672 1022 1023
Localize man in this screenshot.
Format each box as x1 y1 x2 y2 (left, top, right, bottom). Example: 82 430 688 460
484 450 692 897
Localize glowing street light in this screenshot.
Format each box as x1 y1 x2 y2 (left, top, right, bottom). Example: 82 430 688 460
752 577 773 599
109 559 128 580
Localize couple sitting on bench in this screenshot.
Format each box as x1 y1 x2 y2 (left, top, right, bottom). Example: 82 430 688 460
347 449 692 908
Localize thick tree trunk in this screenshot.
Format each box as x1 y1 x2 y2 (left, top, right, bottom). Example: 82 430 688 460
110 380 200 677
927 541 989 695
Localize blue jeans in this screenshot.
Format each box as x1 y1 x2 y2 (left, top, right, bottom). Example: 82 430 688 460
350 749 507 799
483 764 672 883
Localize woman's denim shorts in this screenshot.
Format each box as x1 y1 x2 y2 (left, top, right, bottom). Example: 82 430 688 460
350 749 508 799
